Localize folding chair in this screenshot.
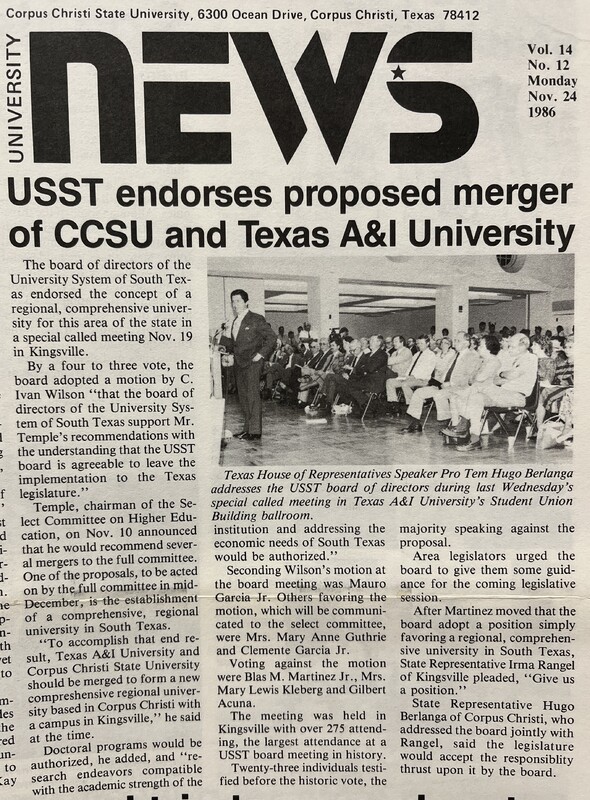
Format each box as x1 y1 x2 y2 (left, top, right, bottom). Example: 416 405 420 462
271 382 284 400
361 373 387 422
479 379 539 445
310 386 323 407
421 397 436 429
361 391 385 421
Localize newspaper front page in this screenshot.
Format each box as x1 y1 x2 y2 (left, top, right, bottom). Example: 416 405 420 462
0 0 586 798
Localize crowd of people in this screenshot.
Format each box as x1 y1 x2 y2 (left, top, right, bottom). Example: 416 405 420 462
230 318 574 452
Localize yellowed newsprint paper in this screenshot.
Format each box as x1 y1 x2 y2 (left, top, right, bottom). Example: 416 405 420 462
0 0 588 799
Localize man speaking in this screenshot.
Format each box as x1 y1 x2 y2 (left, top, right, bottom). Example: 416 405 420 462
220 289 276 440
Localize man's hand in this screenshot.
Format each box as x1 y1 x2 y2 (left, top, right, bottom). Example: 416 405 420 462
252 353 263 362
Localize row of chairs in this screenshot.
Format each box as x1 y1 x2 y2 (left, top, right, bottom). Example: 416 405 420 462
359 379 540 446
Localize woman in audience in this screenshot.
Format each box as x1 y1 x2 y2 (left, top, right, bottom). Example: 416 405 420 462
530 336 554 384
441 335 501 437
431 337 455 385
498 333 514 372
536 335 574 428
255 318 573 454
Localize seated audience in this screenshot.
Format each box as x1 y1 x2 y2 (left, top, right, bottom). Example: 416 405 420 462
400 333 480 433
446 333 537 452
336 335 388 415
274 344 305 400
297 338 338 404
386 334 437 407
224 315 571 457
536 335 574 428
442 334 502 436
322 340 368 407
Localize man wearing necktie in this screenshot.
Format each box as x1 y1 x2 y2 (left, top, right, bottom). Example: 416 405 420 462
385 334 437 406
322 339 367 407
400 332 481 433
338 335 388 413
219 289 276 440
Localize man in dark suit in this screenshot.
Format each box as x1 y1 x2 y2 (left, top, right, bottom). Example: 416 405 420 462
338 335 388 413
220 289 276 440
274 344 305 400
262 339 288 397
323 339 369 407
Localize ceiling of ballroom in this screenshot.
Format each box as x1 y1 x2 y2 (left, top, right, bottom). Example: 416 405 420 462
264 278 526 315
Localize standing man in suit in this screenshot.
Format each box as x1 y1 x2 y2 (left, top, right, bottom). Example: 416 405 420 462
220 289 276 440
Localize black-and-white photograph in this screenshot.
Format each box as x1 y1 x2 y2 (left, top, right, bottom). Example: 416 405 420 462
209 255 574 466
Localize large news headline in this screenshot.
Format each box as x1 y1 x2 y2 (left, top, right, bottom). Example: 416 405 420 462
5 178 575 253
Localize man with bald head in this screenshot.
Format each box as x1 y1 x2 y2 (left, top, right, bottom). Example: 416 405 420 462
322 339 368 408
338 334 388 414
